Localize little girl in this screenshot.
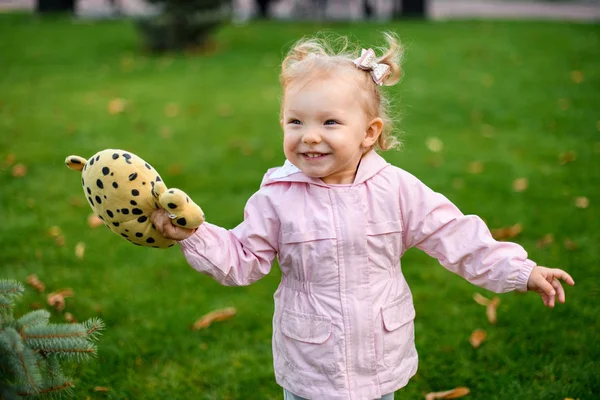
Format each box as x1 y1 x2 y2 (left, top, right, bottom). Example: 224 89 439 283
151 33 574 400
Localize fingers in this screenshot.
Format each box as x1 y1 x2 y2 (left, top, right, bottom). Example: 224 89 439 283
551 268 575 286
551 278 565 304
150 209 195 241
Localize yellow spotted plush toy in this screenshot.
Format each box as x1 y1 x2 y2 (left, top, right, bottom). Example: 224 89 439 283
65 149 205 248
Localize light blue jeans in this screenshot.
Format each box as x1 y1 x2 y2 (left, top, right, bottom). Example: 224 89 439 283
283 389 394 400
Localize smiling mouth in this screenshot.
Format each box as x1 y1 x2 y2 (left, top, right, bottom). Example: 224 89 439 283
302 152 329 158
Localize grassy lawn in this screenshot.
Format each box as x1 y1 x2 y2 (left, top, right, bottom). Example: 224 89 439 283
0 12 598 400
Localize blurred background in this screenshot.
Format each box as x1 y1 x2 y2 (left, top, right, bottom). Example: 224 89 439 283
1 0 599 399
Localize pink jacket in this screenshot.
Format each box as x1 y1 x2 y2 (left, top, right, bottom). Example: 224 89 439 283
179 150 535 400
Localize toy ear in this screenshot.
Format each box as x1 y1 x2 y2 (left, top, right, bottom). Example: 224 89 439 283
153 181 167 198
65 155 87 172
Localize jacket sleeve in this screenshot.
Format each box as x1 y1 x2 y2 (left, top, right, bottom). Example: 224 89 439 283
398 170 535 293
178 189 279 286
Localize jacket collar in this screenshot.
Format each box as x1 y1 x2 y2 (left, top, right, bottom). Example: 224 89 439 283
261 150 390 188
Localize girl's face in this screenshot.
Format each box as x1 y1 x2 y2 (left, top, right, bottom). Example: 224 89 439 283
281 74 383 185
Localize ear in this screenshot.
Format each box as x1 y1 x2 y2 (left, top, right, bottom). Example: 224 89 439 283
362 118 384 149
280 119 284 129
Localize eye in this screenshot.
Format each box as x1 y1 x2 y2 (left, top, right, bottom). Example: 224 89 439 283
324 119 340 125
288 119 302 125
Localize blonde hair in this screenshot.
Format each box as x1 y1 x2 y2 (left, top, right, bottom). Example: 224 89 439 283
280 32 404 151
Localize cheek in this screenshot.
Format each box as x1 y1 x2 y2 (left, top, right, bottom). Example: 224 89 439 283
282 133 296 158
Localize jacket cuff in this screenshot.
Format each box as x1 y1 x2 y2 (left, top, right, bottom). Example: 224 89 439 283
515 259 536 292
178 223 209 252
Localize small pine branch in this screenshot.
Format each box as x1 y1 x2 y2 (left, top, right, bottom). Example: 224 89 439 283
0 280 24 299
82 318 105 341
0 280 104 398
17 311 50 333
1 328 44 396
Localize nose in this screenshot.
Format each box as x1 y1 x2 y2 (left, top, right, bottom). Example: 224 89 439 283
302 128 322 144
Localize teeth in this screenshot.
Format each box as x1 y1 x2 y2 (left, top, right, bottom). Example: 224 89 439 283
305 153 323 158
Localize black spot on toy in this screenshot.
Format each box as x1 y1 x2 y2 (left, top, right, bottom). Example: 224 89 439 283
132 189 139 196
96 179 104 189
132 208 143 215
102 167 110 176
177 217 187 226
129 172 138 181
168 203 177 209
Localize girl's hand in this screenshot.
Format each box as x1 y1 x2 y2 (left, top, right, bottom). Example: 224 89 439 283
150 209 197 241
527 266 575 307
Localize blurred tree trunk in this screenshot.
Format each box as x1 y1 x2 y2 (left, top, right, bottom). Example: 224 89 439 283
255 0 271 18
36 0 75 13
392 0 426 18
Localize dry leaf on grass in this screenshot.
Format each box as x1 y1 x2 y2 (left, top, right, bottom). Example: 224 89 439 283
192 307 237 330
108 98 126 114
64 312 77 323
564 238 578 251
48 226 61 237
12 163 27 177
537 234 554 248
426 137 444 153
574 197 589 209
467 161 483 174
512 178 528 192
94 387 110 392
164 103 179 117
88 214 103 228
75 242 86 259
491 223 522 240
425 386 470 400
4 153 16 167
473 293 490 306
486 297 500 324
469 329 487 348
55 235 65 247
26 274 45 292
47 289 74 311
559 151 576 165
570 70 583 84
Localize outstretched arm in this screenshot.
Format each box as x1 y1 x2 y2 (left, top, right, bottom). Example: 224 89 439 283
151 189 279 286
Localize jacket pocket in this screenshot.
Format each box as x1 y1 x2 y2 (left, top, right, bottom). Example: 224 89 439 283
279 228 337 282
367 220 403 266
381 293 415 367
278 308 337 374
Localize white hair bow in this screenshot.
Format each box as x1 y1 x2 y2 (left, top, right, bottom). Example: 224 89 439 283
352 48 390 86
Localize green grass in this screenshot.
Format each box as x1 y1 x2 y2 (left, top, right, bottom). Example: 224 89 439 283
1 12 598 400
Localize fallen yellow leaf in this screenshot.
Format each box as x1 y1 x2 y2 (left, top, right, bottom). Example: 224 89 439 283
512 178 528 192
468 161 483 174
164 103 179 117
64 312 77 323
426 137 444 153
487 297 500 324
47 288 74 311
4 153 15 167
12 163 27 177
48 226 62 238
75 242 86 259
88 214 103 228
469 329 487 348
570 70 583 84
574 197 589 209
425 386 470 399
94 387 110 392
564 238 578 251
491 223 522 240
26 274 45 292
558 151 576 165
192 307 237 330
473 293 490 306
108 98 126 114
536 234 554 248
